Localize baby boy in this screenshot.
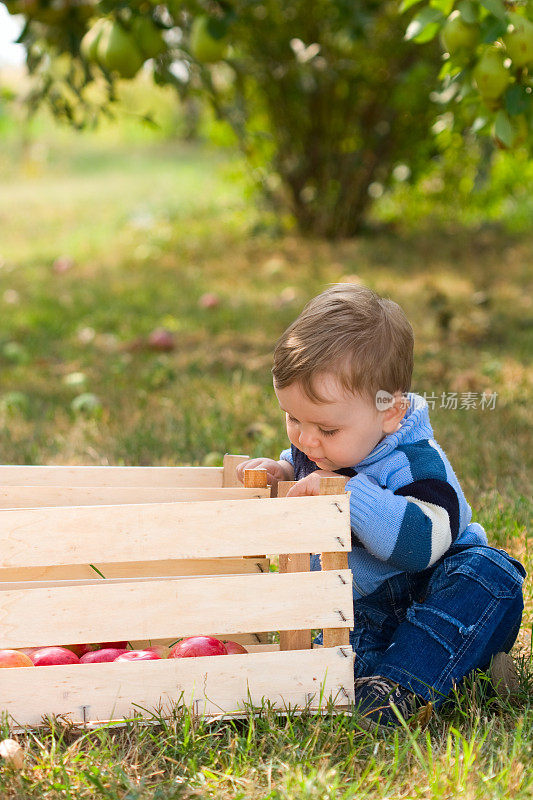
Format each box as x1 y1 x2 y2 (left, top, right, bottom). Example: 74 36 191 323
237 283 525 730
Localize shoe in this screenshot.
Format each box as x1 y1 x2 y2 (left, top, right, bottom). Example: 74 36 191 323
354 675 429 732
489 652 520 698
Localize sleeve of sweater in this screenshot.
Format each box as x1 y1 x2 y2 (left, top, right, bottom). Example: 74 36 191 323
345 472 461 571
279 447 293 465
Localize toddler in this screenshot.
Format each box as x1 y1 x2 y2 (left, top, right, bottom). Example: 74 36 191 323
237 284 525 730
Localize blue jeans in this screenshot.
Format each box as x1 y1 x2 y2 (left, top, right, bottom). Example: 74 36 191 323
348 545 525 706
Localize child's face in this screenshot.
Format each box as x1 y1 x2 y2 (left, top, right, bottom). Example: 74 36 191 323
274 374 403 470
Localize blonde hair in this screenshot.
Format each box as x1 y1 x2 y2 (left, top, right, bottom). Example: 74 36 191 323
272 284 414 403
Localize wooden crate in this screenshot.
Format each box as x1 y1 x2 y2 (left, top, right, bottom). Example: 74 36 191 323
0 457 355 728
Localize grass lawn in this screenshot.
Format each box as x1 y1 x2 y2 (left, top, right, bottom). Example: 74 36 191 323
0 108 531 798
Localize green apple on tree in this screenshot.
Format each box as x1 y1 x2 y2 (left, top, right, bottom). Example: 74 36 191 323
131 17 166 60
440 10 479 56
80 17 110 63
504 13 533 69
473 46 512 103
97 20 145 79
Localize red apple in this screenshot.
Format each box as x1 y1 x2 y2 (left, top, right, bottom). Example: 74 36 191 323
114 650 161 661
169 636 227 658
63 644 95 658
144 645 168 658
98 641 128 650
0 650 34 668
79 648 128 664
223 640 248 655
17 647 41 659
31 647 80 666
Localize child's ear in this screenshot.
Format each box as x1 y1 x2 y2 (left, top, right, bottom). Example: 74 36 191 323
382 392 409 433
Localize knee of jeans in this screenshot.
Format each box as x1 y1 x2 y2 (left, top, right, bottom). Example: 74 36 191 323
500 610 524 654
443 546 525 600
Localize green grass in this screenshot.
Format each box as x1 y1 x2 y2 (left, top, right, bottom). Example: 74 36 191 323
0 98 531 799
1 686 532 799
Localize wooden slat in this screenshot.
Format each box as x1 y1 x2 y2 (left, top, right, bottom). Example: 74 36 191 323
0 494 350 568
277 480 312 652
242 643 279 653
222 454 249 488
0 573 271 590
0 465 223 488
0 486 270 509
279 554 312 652
0 557 270 583
0 647 355 727
0 570 353 649
243 469 268 560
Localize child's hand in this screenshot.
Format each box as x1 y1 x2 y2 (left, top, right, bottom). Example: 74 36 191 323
236 458 294 487
286 470 349 497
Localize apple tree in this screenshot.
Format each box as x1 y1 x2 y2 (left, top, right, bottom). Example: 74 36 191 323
403 0 532 149
4 0 527 235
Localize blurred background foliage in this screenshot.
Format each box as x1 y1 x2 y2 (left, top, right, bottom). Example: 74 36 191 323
0 4 531 582
1 0 532 236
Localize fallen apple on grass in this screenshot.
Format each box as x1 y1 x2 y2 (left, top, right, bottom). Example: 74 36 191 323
114 650 162 662
147 328 176 351
169 636 227 658
0 650 34 668
31 647 80 666
79 648 128 664
198 292 220 309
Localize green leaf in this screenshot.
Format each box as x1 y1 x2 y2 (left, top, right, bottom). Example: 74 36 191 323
400 0 424 11
457 1 478 24
479 16 508 42
504 84 532 116
429 0 454 14
89 564 107 579
405 7 445 40
494 109 514 147
414 22 442 42
480 0 507 21
438 60 455 79
206 17 229 41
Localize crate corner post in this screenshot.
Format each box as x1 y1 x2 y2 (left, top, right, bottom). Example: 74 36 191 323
222 454 249 488
319 476 351 649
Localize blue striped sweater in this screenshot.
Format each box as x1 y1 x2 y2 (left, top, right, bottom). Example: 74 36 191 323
280 392 488 598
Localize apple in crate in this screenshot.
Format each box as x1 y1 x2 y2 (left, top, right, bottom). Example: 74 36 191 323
114 650 162 661
99 641 128 649
31 647 80 666
144 645 168 658
0 650 34 668
63 644 95 658
17 647 41 659
169 636 227 658
79 648 128 664
223 640 248 655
